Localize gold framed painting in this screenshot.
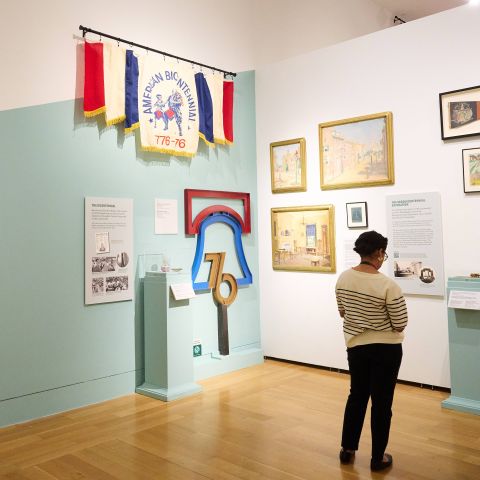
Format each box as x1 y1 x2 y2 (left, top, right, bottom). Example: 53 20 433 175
462 147 480 193
271 205 335 273
270 138 306 193
319 112 394 190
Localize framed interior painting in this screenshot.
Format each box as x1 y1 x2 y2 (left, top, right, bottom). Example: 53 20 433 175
319 112 394 190
270 138 306 193
271 205 335 272
346 202 368 228
439 85 480 140
462 147 480 193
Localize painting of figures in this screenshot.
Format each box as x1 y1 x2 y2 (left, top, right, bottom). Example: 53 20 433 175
440 85 480 140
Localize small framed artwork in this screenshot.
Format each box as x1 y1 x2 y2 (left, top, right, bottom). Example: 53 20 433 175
270 138 306 193
319 112 394 190
95 232 110 254
271 204 335 273
346 202 368 228
440 85 480 140
462 147 480 193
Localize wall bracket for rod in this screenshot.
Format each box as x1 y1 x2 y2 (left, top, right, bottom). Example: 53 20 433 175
79 25 236 78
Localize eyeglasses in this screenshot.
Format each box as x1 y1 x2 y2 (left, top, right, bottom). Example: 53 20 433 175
383 252 389 261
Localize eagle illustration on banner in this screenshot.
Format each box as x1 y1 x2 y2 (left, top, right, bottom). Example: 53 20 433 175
138 56 199 157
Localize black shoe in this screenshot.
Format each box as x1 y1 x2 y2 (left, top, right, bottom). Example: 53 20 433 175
339 449 355 464
370 453 393 471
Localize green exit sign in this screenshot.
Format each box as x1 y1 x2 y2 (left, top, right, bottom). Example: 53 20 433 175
193 341 202 357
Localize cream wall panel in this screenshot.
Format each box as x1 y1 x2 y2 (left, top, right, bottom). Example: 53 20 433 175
256 5 480 387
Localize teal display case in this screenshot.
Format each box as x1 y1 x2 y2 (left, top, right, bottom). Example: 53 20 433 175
136 272 202 401
442 276 480 415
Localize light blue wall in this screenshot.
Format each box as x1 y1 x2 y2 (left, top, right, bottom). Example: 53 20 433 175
0 71 260 427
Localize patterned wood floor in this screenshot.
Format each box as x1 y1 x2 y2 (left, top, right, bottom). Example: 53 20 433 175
1 360 479 479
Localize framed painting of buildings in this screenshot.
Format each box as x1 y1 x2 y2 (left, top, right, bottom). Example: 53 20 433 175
270 138 306 193
440 85 480 140
319 112 394 190
462 147 480 193
270 205 335 272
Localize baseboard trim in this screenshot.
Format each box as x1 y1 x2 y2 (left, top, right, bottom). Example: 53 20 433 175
442 396 480 415
264 356 451 393
0 370 138 428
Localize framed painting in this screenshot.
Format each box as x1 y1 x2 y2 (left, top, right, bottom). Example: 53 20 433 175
346 202 368 228
440 85 480 140
462 147 480 193
270 138 306 193
271 205 335 272
319 112 394 190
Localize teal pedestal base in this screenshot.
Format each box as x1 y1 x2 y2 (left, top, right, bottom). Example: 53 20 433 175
138 272 201 403
136 382 202 402
442 396 480 416
444 277 480 416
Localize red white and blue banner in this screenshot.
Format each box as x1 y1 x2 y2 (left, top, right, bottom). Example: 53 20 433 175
103 42 126 126
138 56 199 157
205 73 226 144
83 41 233 156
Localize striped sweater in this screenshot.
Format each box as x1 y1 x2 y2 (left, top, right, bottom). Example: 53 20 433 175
335 269 408 347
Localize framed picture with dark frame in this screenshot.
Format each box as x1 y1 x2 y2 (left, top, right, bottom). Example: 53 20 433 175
439 85 480 140
346 202 368 228
270 138 306 193
270 205 336 273
462 147 480 193
319 112 394 190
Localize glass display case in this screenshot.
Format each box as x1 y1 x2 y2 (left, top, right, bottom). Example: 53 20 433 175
138 250 192 278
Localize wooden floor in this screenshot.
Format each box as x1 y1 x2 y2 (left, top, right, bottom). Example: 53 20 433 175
1 360 479 479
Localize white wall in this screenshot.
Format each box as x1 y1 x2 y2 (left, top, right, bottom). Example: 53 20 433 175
256 4 480 388
251 0 393 66
0 0 394 111
0 0 257 111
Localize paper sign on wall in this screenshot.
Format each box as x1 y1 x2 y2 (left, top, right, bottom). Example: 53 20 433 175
155 199 178 234
85 197 133 305
386 192 445 296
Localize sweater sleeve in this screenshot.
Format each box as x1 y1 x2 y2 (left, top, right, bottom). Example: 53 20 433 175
385 281 408 330
335 277 345 314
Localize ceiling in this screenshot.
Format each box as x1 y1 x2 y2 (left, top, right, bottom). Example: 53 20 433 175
373 0 468 22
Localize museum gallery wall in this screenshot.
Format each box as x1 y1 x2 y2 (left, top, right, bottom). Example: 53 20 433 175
0 0 394 429
1 1 478 428
0 3 263 427
256 5 480 388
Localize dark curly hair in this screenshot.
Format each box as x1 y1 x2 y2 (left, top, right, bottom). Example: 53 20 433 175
353 231 388 257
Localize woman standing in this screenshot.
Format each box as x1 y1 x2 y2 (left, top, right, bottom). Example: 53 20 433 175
335 231 408 471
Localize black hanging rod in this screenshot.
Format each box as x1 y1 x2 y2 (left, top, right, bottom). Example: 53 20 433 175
393 15 406 24
79 25 236 78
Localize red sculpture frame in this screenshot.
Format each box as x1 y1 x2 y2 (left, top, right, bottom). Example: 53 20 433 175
184 189 251 235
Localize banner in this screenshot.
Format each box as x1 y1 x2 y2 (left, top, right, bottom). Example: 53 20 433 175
138 56 199 157
195 72 214 146
103 43 126 126
223 80 234 145
124 50 140 133
84 42 105 117
205 73 225 144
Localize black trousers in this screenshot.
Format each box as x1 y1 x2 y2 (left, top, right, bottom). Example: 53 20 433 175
341 343 402 461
